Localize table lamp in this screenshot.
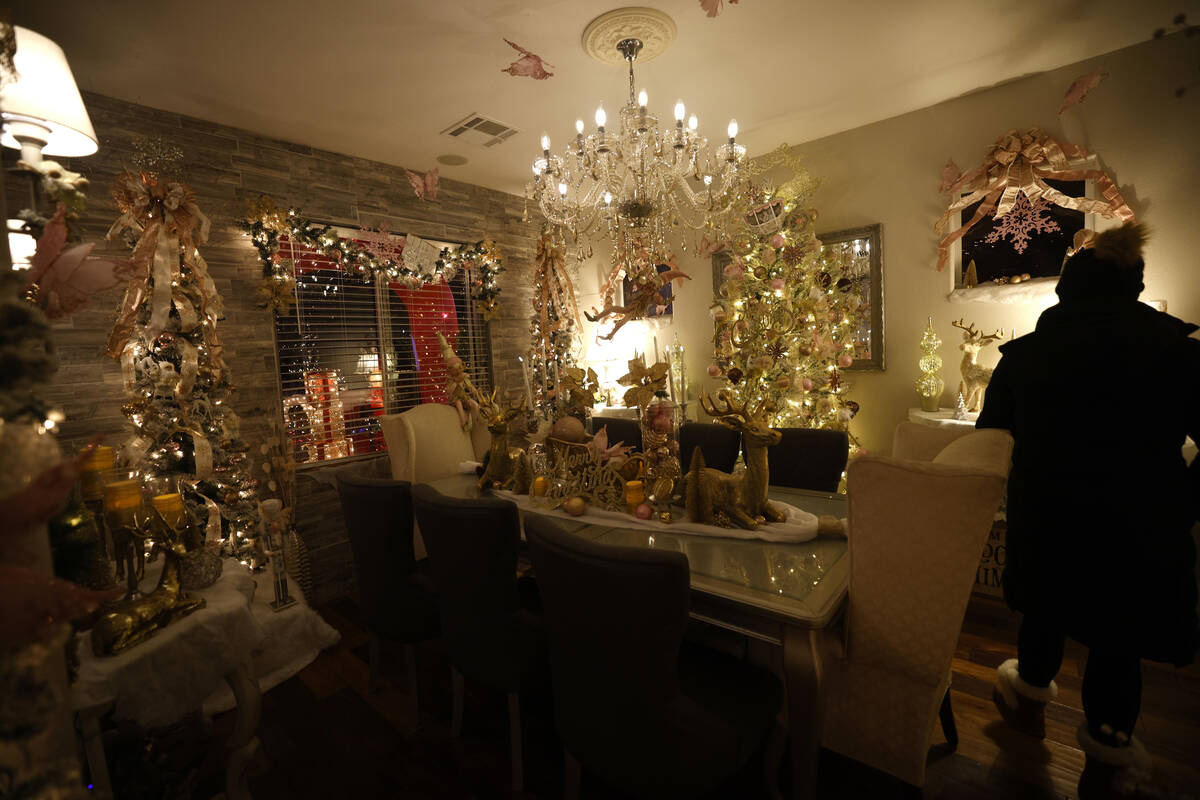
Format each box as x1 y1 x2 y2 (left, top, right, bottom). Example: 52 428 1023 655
0 26 96 164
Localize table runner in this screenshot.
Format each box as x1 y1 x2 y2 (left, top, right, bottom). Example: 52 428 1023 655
495 490 845 543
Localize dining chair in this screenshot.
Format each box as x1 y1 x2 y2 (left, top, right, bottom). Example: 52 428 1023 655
679 421 741 473
591 415 642 453
819 425 1013 791
334 466 439 732
380 402 483 557
410 484 546 793
525 515 784 800
765 427 849 491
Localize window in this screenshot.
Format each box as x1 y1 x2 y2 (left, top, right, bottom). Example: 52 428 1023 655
272 229 492 466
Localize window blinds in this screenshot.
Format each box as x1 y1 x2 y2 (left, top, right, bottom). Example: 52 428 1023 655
271 230 492 466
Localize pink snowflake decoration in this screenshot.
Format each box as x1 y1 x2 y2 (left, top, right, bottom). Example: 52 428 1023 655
357 221 404 262
985 192 1061 253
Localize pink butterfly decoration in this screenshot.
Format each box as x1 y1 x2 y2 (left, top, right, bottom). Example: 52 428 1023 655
1059 68 1108 114
405 168 439 202
700 0 740 18
26 204 134 319
501 38 554 80
937 158 962 194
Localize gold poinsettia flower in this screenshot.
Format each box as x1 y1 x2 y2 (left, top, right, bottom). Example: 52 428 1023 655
617 356 669 409
561 365 600 408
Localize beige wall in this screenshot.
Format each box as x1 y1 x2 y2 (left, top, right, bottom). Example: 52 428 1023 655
579 32 1199 454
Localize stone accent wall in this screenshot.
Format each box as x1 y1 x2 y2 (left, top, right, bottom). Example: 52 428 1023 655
9 92 537 602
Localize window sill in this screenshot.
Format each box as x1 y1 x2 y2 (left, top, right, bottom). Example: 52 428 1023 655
947 276 1058 305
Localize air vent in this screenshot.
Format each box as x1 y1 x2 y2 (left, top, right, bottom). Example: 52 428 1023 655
441 113 520 148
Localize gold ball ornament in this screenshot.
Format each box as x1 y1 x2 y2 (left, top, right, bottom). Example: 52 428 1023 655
550 415 588 443
563 496 587 516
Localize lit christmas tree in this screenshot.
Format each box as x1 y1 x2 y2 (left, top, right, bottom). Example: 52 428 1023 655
107 168 263 568
528 232 581 417
710 194 868 449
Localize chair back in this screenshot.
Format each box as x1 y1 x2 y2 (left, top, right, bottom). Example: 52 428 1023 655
679 422 741 473
591 415 642 453
411 485 526 677
524 515 690 759
766 427 849 491
844 428 1013 686
891 421 972 461
380 403 476 482
335 468 418 632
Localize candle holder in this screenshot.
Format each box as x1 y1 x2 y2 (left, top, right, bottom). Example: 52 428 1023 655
101 469 147 600
639 395 682 511
79 445 115 558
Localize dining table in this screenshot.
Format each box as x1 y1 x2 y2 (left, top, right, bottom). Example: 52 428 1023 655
424 473 849 800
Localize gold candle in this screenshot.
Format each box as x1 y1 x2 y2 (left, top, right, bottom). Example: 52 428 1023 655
79 445 116 502
103 478 143 527
152 493 186 529
530 476 548 497
624 480 645 514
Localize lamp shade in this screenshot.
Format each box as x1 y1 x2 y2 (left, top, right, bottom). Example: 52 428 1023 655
0 27 97 158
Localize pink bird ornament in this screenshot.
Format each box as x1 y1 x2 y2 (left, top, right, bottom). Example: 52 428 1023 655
25 204 135 319
405 168 439 202
937 158 962 194
501 39 554 80
1059 68 1108 114
700 0 740 18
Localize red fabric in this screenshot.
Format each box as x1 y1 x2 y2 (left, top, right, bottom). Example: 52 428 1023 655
390 280 459 404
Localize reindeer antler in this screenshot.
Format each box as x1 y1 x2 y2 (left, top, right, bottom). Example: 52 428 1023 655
700 391 750 426
952 318 1004 344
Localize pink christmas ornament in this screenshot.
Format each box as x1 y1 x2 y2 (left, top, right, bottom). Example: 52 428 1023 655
769 233 786 249
770 278 786 291
635 503 654 520
838 353 854 368
707 364 722 377
801 377 814 391
713 309 728 323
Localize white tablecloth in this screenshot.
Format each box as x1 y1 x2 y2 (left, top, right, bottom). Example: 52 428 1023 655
72 559 339 728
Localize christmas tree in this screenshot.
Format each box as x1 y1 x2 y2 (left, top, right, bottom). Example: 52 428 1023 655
710 195 867 449
107 167 263 568
527 232 581 416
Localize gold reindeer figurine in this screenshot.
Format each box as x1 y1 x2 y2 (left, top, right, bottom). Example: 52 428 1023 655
91 509 207 656
951 319 1004 412
478 391 531 493
685 392 784 530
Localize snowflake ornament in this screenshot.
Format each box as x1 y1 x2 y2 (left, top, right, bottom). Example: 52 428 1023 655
984 192 1061 253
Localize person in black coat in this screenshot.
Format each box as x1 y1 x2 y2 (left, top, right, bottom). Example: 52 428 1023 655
977 223 1199 798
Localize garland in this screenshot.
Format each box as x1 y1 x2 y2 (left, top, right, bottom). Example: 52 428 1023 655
240 196 505 318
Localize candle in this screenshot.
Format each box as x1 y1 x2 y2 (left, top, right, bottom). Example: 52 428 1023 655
624 480 645 514
667 362 676 403
654 335 660 365
519 356 533 409
152 492 186 529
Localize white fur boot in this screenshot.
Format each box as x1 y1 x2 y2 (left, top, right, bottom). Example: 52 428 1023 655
1077 725 1160 799
992 658 1058 738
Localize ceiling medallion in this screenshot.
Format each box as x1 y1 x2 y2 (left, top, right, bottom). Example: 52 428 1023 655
581 7 677 65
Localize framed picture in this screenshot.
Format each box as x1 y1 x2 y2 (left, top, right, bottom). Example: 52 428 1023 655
817 224 884 371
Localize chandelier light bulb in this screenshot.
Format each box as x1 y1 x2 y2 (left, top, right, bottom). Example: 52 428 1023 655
703 175 713 186
558 181 568 196
603 191 613 205
674 100 685 122
540 133 550 151
727 119 738 139
575 119 584 135
688 114 698 131
595 105 607 127
637 88 648 108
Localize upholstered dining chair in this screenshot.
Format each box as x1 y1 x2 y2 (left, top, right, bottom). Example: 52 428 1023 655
410 484 545 793
766 427 850 491
591 415 642 453
679 421 742 473
380 402 483 557
818 424 1013 791
524 515 784 800
334 466 439 731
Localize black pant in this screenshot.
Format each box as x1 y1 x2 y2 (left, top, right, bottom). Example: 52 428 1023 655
1017 615 1142 744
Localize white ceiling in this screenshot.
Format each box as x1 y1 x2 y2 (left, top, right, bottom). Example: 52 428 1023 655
13 0 1179 194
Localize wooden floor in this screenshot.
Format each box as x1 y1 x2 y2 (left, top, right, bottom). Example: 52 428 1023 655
192 595 1200 800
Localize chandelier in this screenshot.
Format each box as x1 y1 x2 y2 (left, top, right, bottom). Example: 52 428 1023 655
527 38 752 264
